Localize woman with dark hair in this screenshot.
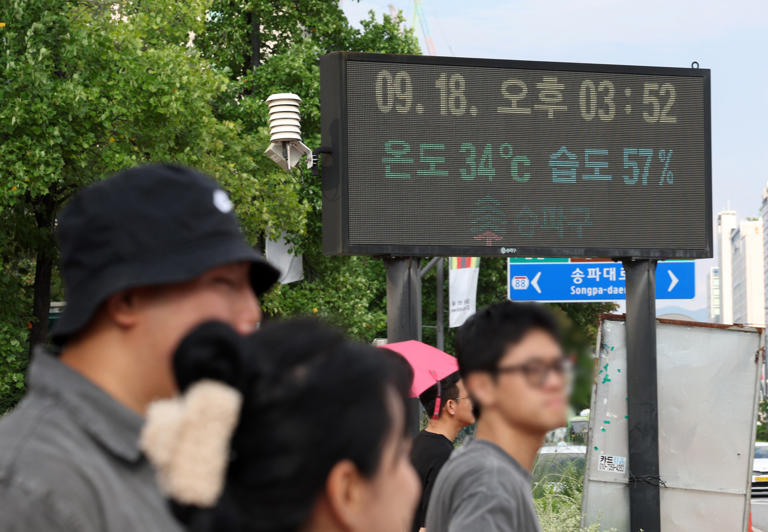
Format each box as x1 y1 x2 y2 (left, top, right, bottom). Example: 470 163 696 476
140 319 421 532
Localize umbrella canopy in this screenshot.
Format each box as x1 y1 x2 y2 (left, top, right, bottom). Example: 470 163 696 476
383 340 459 397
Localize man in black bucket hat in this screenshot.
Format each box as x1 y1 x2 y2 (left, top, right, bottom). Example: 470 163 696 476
0 163 279 531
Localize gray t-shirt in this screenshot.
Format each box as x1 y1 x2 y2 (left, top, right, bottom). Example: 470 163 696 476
425 439 542 532
0 348 182 532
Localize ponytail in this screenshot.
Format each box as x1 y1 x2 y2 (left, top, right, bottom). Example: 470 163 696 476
141 321 246 508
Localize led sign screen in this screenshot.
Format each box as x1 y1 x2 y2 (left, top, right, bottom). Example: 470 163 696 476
320 53 711 258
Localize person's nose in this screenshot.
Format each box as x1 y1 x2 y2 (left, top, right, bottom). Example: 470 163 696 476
235 287 262 335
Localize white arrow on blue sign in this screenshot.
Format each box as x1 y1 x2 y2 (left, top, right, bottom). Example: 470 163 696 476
507 261 695 302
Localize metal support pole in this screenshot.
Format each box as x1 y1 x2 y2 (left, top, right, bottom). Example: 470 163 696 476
385 257 423 436
385 257 422 342
420 256 440 278
436 258 445 351
623 259 661 532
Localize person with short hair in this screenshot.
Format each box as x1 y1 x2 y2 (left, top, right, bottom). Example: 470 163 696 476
0 164 279 531
140 318 422 532
425 301 570 532
410 372 475 532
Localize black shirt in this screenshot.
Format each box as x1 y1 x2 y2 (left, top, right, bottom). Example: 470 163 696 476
410 430 454 532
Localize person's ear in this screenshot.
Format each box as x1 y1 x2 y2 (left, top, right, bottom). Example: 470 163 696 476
465 373 496 411
104 288 143 329
445 398 458 417
324 459 367 530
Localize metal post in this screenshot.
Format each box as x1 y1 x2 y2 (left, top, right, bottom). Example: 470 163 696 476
419 257 445 349
419 257 440 277
623 259 661 532
436 257 445 351
385 257 423 436
385 257 422 342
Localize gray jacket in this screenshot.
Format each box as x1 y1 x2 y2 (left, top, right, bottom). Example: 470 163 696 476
0 348 183 531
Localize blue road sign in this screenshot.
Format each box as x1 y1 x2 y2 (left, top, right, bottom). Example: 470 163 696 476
507 261 695 302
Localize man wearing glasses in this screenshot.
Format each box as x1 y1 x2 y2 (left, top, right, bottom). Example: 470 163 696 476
425 301 569 532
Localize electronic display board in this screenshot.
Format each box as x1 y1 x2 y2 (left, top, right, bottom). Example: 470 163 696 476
320 52 711 258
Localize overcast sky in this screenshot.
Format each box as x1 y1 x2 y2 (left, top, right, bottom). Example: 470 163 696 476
342 0 768 316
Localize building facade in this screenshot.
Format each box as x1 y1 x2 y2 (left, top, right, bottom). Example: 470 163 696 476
762 185 768 324
731 219 765 326
708 267 720 322
717 210 738 324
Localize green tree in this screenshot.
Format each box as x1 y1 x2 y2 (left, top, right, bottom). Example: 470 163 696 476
194 1 420 339
0 258 33 413
757 399 768 442
195 0 613 375
0 0 310 410
0 0 612 417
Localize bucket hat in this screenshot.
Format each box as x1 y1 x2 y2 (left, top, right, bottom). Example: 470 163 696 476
51 163 279 345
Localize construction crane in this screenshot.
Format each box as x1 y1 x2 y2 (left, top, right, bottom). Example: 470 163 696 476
412 0 437 56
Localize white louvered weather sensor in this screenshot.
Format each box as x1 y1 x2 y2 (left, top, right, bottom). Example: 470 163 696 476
264 93 313 172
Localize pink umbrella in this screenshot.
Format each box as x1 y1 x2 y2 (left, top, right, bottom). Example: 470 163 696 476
383 340 459 397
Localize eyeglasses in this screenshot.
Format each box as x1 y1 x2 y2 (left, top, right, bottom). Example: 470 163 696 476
492 357 571 388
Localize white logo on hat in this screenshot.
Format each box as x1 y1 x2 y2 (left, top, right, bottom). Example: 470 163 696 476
213 190 233 213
